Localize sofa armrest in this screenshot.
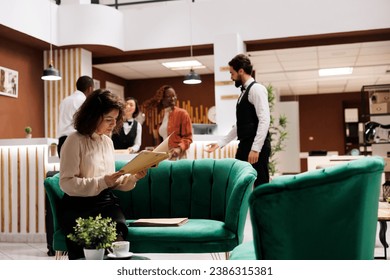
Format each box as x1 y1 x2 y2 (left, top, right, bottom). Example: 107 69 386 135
224 162 256 243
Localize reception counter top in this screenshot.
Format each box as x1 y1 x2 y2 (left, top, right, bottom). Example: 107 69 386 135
0 138 58 146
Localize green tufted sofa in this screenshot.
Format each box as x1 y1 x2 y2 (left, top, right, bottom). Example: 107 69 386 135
44 158 257 259
229 156 385 260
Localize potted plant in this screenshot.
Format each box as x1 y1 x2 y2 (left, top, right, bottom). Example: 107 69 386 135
267 84 288 177
67 214 117 260
24 126 32 138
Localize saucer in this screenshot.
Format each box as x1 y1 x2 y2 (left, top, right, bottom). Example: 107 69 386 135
107 252 133 259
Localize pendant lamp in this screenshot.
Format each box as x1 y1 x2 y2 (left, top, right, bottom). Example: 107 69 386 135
183 0 201 85
42 0 61 81
42 62 61 81
184 69 201 84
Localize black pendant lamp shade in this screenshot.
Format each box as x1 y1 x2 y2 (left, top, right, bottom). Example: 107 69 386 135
42 64 61 81
183 69 202 84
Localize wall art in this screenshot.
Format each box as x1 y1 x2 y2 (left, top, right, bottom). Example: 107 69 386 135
0 66 18 98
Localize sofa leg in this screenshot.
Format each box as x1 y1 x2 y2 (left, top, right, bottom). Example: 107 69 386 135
55 251 68 260
210 252 229 260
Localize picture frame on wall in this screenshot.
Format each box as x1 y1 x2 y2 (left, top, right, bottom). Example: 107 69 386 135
0 66 18 98
93 79 100 90
106 81 124 101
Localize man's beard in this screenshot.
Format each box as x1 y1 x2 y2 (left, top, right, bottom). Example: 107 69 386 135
234 79 242 88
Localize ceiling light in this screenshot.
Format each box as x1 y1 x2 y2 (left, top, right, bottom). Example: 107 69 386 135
42 64 61 81
42 0 61 81
318 67 353 77
183 69 202 84
162 60 204 70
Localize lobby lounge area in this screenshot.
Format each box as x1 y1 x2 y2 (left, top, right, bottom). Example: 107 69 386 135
1 0 390 271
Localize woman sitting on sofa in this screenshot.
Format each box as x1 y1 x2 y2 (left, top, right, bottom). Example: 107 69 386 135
59 89 147 260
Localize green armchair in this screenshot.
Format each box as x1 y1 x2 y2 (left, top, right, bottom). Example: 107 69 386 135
230 156 385 260
44 158 256 259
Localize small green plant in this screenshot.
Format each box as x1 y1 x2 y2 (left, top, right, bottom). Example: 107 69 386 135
24 126 32 134
67 214 117 250
267 84 288 176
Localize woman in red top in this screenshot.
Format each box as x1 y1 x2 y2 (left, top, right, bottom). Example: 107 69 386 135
143 85 193 160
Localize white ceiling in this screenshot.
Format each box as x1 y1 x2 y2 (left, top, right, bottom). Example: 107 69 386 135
93 40 390 96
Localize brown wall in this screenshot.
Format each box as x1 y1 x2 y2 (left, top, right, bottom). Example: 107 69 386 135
0 37 45 139
92 67 128 91
296 92 362 154
282 92 362 171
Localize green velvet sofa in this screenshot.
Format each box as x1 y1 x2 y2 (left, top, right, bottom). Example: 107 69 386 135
44 158 257 259
229 156 385 260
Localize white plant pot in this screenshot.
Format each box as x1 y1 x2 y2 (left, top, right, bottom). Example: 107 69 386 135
83 248 104 260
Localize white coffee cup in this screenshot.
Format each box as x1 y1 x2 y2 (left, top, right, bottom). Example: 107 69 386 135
111 241 130 257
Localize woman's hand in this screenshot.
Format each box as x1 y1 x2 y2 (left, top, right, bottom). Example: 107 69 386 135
104 171 124 187
112 169 147 192
133 169 147 180
169 147 182 159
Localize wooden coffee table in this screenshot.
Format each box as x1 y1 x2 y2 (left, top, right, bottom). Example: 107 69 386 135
376 202 390 260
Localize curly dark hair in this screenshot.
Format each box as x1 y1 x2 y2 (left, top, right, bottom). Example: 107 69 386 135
228 54 253 75
125 96 140 118
73 89 124 136
142 85 174 112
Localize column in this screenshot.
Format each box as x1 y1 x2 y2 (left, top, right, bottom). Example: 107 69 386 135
43 48 92 138
213 33 245 135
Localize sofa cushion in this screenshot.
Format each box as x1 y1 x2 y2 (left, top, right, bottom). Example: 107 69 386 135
126 219 237 253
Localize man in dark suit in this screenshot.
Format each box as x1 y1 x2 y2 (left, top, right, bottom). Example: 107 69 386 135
206 54 271 187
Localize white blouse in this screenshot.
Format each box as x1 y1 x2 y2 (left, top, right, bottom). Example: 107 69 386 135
60 132 137 197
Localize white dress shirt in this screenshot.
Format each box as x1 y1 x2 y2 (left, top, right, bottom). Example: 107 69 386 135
158 107 171 140
123 118 142 152
218 78 270 152
57 90 86 138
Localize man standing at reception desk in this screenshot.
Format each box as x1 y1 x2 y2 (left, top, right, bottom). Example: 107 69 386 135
206 54 271 187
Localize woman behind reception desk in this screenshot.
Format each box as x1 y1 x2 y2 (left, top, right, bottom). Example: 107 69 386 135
112 97 142 153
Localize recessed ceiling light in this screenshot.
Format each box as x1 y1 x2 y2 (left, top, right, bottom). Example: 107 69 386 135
162 60 205 70
319 67 353 77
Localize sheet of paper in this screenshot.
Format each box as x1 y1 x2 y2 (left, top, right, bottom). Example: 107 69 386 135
153 132 174 153
119 151 169 174
130 217 189 227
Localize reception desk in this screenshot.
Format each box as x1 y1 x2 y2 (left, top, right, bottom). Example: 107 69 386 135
188 135 238 160
0 136 238 242
0 138 59 242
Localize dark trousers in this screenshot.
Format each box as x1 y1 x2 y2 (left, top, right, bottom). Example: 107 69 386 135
57 136 67 158
59 189 128 260
236 138 271 187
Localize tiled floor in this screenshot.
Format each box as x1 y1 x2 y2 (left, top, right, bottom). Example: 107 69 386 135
0 215 388 260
